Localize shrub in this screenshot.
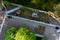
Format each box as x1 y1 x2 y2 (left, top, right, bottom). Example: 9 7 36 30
54 3 60 17
4 27 16 40
4 0 60 11
14 27 36 40
4 27 36 40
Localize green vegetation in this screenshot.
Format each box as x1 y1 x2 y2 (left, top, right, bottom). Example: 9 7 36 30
4 1 16 7
5 0 31 5
4 0 60 11
20 6 35 13
4 27 46 40
4 27 16 40
3 1 35 13
15 27 36 40
4 1 11 6
0 0 1 3
4 27 36 40
54 3 60 18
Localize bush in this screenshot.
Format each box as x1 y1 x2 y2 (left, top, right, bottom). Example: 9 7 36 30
4 0 60 11
54 3 60 17
5 0 31 5
14 27 36 40
4 27 16 40
4 27 36 40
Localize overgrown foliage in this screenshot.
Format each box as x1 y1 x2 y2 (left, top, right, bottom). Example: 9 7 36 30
54 3 60 18
20 6 35 13
4 0 60 11
4 1 16 7
4 27 16 40
4 27 36 40
14 27 36 40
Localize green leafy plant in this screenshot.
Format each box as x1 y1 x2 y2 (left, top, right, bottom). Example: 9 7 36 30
14 27 36 40
4 27 16 40
4 1 16 7
0 0 1 3
4 0 60 11
54 3 60 17
4 1 12 6
41 4 47 10
20 6 35 13
4 27 46 40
